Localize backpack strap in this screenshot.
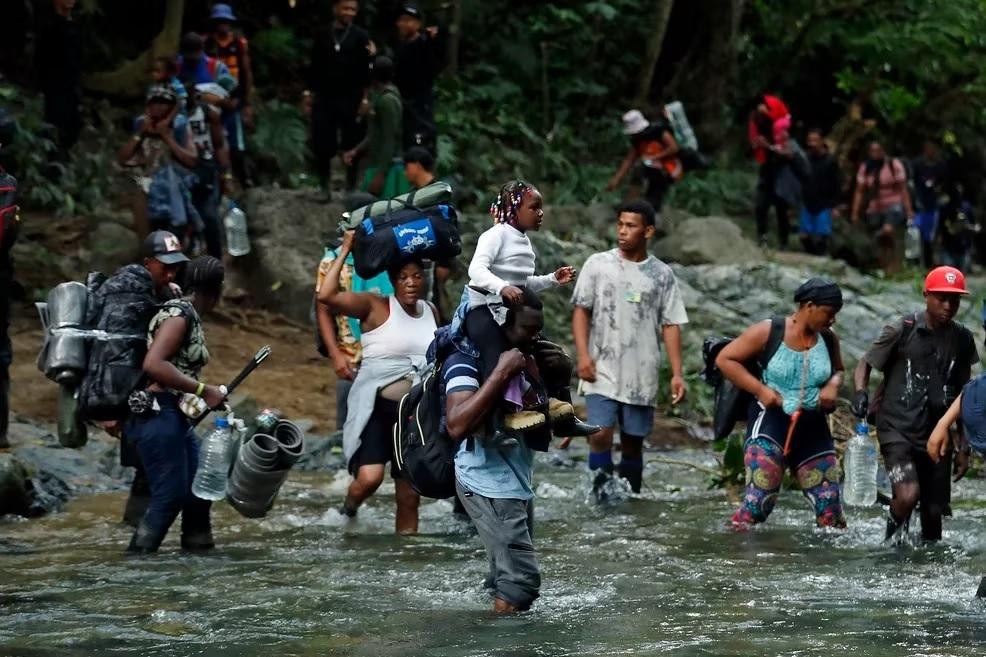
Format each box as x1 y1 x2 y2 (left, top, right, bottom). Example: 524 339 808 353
819 329 837 376
207 56 219 80
758 315 787 372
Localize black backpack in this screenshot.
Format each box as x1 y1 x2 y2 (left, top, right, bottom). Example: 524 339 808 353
0 170 19 257
392 362 457 499
78 265 159 422
702 316 836 440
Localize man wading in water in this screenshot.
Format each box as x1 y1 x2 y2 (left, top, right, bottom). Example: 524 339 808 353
444 288 548 612
571 200 688 499
853 266 977 542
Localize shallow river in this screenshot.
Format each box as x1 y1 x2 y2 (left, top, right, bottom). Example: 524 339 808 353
3 449 986 656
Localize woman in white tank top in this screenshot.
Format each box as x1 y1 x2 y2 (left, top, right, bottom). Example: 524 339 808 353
317 231 438 534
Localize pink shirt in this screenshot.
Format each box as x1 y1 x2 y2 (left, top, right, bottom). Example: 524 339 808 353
856 160 907 215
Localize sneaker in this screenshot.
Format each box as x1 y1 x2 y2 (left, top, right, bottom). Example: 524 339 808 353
504 411 546 431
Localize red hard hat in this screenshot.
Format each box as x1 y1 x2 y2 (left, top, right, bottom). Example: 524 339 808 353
924 266 969 295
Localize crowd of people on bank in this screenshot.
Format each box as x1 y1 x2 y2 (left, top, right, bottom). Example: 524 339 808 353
4 0 986 619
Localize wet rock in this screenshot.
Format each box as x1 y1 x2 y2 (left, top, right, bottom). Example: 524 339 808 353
654 216 759 265
1 419 127 518
0 454 37 517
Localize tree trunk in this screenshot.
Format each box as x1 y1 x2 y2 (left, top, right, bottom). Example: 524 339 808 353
633 0 675 108
667 0 746 150
83 0 185 97
447 0 462 74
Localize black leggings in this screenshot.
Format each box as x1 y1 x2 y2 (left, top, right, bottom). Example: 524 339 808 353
464 307 508 382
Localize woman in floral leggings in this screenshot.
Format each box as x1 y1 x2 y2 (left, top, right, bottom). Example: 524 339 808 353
715 279 848 529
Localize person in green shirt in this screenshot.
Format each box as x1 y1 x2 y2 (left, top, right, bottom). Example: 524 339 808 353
343 56 409 198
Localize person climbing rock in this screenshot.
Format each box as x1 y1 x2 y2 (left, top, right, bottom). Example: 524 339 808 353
716 279 847 529
853 266 976 543
571 200 688 500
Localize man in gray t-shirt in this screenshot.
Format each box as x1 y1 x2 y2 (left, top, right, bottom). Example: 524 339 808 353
571 200 688 498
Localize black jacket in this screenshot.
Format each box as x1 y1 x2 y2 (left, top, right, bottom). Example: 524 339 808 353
801 151 840 215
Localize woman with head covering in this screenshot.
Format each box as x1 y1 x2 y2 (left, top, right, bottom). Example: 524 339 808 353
715 279 848 529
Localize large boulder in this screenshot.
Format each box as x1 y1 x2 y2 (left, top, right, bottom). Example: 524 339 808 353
654 216 759 265
86 220 139 276
237 189 345 322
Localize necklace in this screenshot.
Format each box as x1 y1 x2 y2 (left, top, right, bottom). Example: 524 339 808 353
332 23 353 53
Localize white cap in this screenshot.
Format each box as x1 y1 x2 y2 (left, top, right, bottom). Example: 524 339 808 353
622 109 650 135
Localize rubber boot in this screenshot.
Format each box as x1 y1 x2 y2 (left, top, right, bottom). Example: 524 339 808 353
487 411 520 449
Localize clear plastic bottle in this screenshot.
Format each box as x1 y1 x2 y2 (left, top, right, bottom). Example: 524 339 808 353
193 415 233 501
842 422 878 506
223 201 251 257
905 221 921 262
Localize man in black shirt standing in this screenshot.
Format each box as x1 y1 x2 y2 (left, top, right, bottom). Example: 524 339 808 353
394 2 446 155
36 0 82 151
853 266 978 543
306 0 372 198
798 128 840 255
912 140 950 268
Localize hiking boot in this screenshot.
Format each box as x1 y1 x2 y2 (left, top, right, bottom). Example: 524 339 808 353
503 411 546 432
547 398 575 421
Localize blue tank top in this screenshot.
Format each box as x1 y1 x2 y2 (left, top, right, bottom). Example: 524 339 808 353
763 339 832 415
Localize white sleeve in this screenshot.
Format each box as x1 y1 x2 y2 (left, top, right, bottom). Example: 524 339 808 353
526 273 559 292
467 228 510 295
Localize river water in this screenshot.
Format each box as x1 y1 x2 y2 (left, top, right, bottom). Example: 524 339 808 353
2 449 986 656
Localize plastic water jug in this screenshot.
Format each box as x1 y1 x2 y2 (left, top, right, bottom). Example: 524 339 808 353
224 201 251 257
843 422 878 506
193 415 234 501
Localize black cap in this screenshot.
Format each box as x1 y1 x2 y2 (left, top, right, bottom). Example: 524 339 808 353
400 2 422 18
142 230 190 265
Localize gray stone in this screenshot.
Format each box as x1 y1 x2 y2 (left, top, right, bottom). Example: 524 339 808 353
87 221 139 276
236 188 346 322
654 216 760 265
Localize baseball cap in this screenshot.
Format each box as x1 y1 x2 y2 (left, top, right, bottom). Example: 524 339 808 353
924 266 969 295
400 2 422 18
143 230 190 265
622 109 650 136
210 3 237 22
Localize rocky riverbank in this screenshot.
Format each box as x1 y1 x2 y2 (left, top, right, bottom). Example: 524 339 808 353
5 187 983 519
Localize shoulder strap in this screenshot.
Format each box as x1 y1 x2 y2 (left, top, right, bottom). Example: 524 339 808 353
759 315 786 370
820 329 837 375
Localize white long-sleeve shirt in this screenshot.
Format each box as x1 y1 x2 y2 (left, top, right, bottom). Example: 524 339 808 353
467 223 559 310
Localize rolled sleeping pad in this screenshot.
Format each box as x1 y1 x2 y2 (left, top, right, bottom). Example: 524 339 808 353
42 282 90 384
340 181 453 231
274 420 304 469
56 382 88 448
227 421 305 518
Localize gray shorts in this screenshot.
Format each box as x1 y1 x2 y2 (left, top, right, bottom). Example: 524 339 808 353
455 479 540 610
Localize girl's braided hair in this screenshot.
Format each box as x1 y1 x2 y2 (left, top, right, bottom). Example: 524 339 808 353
489 180 536 225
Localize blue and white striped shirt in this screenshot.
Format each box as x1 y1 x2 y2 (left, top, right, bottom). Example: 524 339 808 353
441 351 535 500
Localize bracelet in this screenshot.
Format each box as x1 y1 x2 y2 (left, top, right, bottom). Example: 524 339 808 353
131 134 142 143
195 381 205 397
